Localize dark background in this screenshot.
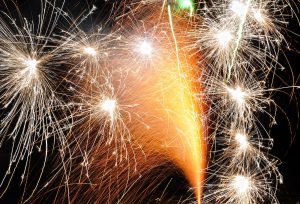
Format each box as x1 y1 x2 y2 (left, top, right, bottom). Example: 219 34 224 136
0 0 299 203
273 12 300 203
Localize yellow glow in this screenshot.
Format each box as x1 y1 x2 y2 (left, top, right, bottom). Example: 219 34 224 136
131 58 205 204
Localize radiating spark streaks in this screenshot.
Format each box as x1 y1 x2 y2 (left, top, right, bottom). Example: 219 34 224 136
190 0 297 203
0 0 70 201
0 0 297 204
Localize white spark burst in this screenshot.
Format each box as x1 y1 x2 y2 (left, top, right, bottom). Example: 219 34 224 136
216 31 233 48
84 47 97 56
232 175 251 194
230 1 248 17
227 86 246 105
191 0 297 203
0 1 70 201
235 133 249 150
101 99 117 120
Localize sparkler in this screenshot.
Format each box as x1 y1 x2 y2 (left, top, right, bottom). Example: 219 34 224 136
0 0 298 203
0 1 72 201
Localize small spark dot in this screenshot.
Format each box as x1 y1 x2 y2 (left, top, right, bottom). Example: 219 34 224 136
138 40 153 56
227 86 246 105
232 175 250 194
252 9 265 23
84 47 97 56
101 99 117 119
24 59 38 72
178 0 192 8
216 31 233 48
230 1 248 17
21 58 39 79
235 133 248 150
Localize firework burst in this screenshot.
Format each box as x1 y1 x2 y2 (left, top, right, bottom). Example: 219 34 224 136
0 0 298 203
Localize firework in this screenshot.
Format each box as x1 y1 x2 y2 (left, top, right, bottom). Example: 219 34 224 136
0 1 72 201
0 0 298 204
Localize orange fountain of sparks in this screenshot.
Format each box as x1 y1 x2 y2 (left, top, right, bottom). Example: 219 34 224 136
113 5 207 202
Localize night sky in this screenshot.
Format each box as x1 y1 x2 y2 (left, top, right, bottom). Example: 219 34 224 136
0 0 299 203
